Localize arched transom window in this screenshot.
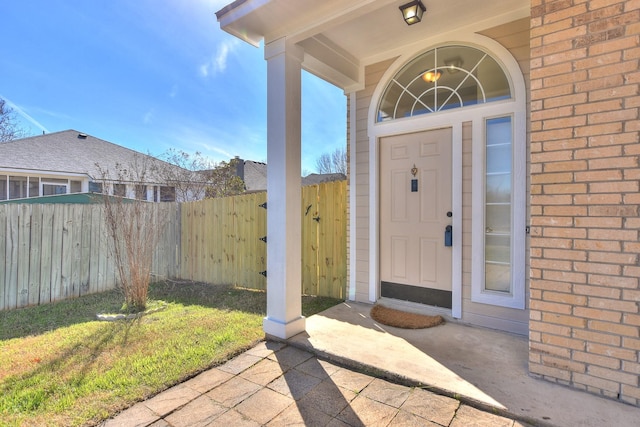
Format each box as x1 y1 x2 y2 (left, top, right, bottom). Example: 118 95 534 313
377 45 511 122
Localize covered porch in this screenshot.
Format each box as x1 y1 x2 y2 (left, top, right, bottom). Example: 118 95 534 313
217 0 532 341
288 302 638 427
216 0 640 411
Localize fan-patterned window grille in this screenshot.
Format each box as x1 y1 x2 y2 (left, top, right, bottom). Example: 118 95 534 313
377 45 511 122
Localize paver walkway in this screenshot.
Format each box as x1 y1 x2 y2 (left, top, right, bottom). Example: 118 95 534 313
101 341 530 427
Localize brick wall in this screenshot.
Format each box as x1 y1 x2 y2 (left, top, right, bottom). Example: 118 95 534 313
529 0 640 405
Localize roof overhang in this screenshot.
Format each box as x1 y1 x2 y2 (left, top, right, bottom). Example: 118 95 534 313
0 167 91 180
216 0 530 91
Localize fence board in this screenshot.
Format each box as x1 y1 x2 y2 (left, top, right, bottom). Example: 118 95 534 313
208 198 221 283
235 193 266 289
63 206 74 298
182 203 195 281
80 206 93 295
99 207 114 292
0 204 5 310
28 205 43 306
165 203 179 277
234 195 246 287
17 204 31 307
302 185 319 296
50 205 64 301
39 204 54 305
255 193 267 290
60 205 73 300
224 196 235 283
201 200 211 282
152 203 169 280
317 183 330 296
70 205 84 297
6 205 19 309
89 206 102 293
324 181 346 298
214 198 223 283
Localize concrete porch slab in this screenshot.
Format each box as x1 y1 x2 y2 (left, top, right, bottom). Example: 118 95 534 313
287 301 640 427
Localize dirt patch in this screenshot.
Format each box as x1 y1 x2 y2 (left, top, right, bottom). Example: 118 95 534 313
370 304 445 329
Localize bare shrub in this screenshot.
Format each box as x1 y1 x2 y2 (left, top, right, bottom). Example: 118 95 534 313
97 156 169 311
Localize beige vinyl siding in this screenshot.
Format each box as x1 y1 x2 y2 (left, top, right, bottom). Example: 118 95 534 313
352 58 397 302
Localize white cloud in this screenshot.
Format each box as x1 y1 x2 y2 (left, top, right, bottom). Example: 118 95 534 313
196 141 233 159
199 39 239 78
143 109 155 125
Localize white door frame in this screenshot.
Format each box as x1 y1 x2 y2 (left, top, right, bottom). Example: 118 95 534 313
369 122 463 318
365 34 527 319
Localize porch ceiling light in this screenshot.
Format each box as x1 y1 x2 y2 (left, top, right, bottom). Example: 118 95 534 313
422 70 441 83
399 0 426 25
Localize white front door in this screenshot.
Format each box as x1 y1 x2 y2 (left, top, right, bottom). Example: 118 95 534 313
380 128 452 308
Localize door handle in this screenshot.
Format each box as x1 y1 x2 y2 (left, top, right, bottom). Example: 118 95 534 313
444 225 452 247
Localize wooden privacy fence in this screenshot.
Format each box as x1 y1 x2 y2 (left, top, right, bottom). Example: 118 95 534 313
0 203 180 311
0 180 347 311
180 180 347 298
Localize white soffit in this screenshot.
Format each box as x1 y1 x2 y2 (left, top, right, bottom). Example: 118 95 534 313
217 0 530 88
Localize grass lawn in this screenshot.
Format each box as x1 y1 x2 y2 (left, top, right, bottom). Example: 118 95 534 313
0 281 342 427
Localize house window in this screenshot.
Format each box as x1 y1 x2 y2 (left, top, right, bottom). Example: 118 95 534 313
70 181 82 193
0 175 6 200
113 184 126 197
135 185 147 200
472 115 525 309
160 186 176 202
89 181 103 193
42 178 69 196
377 45 511 122
29 177 40 198
9 176 27 199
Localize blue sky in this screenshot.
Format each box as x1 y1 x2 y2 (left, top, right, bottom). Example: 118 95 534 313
0 0 346 174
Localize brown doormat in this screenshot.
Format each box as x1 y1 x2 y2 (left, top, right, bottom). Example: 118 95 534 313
370 304 445 329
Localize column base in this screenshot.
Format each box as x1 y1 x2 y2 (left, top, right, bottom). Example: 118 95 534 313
263 316 306 339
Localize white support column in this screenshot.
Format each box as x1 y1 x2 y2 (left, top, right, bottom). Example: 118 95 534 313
263 37 306 339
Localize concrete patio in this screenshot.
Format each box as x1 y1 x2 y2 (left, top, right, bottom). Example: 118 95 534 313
288 301 640 427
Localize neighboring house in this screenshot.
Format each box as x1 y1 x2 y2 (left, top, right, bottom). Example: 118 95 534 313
218 0 640 407
0 130 182 202
235 158 268 193
302 173 346 186
233 156 346 192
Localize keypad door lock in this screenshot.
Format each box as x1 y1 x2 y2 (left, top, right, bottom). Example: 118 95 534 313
444 225 453 247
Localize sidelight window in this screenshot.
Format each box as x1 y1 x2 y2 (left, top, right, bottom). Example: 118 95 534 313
484 116 512 293
472 114 525 309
